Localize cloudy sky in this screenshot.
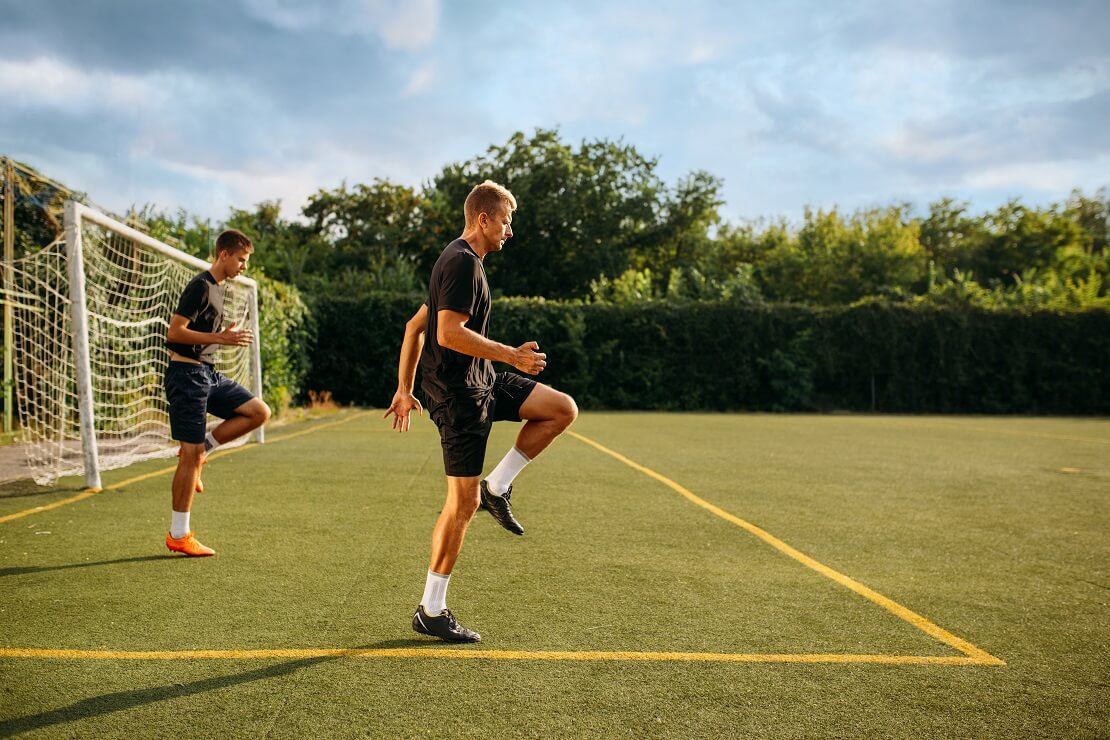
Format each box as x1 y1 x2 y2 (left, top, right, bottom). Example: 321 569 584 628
1 0 1106 225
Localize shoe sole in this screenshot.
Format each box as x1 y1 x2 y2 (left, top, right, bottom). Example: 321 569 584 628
411 627 478 642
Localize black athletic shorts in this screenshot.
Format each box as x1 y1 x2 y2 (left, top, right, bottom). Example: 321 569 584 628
164 361 255 444
427 372 538 477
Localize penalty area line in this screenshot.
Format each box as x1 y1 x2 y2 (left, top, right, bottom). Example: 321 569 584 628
0 411 370 525
0 647 1001 666
567 430 1005 668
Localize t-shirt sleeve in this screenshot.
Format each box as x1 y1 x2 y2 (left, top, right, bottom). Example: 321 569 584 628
173 280 207 322
435 253 481 316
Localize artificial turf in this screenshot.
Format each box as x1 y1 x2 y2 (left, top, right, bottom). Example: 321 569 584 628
0 410 1107 737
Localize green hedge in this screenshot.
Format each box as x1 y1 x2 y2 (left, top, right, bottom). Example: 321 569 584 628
257 275 312 414
305 295 1110 414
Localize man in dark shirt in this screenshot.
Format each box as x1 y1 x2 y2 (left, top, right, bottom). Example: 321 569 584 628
385 180 578 642
163 229 271 556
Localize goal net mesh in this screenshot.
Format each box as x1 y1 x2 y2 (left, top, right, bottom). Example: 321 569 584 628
6 211 254 485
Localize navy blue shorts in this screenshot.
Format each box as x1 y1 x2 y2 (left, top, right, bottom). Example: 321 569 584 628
164 361 255 444
427 372 538 477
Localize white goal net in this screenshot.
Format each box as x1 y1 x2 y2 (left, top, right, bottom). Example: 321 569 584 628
4 201 262 488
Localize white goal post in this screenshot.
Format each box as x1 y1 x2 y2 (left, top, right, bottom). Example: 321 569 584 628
7 201 263 489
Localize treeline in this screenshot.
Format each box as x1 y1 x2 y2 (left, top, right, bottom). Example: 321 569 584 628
308 296 1110 414
140 128 1109 310
4 135 1108 415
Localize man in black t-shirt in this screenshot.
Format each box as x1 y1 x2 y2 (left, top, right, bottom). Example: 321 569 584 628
163 229 271 557
385 180 578 642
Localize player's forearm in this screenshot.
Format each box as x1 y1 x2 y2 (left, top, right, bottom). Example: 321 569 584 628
440 326 513 364
396 329 424 393
167 327 223 346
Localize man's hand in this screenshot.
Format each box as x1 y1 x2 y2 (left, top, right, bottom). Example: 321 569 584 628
510 341 547 375
384 390 423 432
218 323 254 346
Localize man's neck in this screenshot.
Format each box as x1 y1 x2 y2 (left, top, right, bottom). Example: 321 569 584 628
207 266 227 284
458 231 491 260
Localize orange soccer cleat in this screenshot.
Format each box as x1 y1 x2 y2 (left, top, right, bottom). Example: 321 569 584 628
177 448 208 493
165 531 216 557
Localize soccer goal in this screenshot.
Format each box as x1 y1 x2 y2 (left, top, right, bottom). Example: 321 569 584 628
4 201 262 489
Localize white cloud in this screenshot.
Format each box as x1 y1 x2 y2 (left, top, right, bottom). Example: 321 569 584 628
3 0 1105 227
403 62 436 96
150 133 443 220
0 57 172 110
158 158 323 217
241 0 438 51
685 43 717 65
965 158 1110 194
879 123 980 165
376 0 438 51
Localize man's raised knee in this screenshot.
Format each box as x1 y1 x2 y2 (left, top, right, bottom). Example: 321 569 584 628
558 393 578 430
246 400 271 428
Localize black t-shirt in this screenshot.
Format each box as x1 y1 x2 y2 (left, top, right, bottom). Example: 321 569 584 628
419 239 494 407
166 270 225 365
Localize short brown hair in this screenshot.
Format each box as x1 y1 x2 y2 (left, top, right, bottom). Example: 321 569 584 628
215 229 253 256
463 180 517 227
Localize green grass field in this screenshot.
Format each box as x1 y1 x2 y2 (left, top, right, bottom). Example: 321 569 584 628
1 410 1107 737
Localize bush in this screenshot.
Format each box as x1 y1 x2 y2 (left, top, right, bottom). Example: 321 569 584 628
257 275 312 415
304 292 424 406
304 294 1110 414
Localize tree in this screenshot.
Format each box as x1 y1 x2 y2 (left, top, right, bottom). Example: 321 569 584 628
224 201 327 285
301 179 432 280
142 207 217 260
426 129 720 298
757 206 926 304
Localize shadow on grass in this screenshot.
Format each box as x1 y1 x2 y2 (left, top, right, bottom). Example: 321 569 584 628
0 638 449 734
0 555 170 578
0 479 72 500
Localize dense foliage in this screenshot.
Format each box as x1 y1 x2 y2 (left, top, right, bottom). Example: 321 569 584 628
5 133 1108 414
255 276 312 415
307 294 1110 415
194 129 1108 311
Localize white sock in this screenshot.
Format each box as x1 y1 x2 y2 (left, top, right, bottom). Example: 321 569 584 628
204 432 219 452
420 570 450 614
484 446 531 495
170 510 190 539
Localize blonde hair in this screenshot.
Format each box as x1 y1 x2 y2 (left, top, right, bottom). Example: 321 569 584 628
464 180 517 227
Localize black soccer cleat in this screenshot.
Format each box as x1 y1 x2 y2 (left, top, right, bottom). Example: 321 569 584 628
480 480 524 535
411 605 481 643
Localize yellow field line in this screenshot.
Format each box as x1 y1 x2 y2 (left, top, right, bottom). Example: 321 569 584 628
567 430 1005 667
0 411 369 525
0 647 998 665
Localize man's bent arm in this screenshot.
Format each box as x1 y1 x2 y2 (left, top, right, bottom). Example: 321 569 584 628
166 314 251 346
437 309 546 375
